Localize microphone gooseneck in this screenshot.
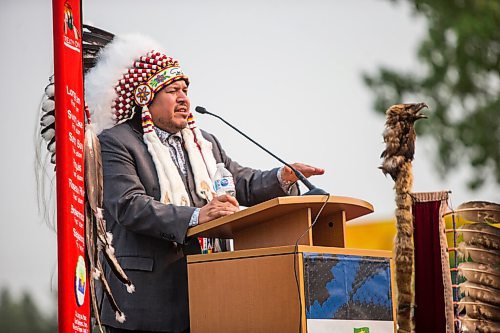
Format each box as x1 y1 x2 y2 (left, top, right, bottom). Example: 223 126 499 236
195 106 328 196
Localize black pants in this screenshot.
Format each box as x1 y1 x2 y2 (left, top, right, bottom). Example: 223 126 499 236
105 327 189 333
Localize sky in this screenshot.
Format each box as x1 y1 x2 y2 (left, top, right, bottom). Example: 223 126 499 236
0 0 498 314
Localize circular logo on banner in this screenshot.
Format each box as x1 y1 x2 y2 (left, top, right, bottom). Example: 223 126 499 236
75 256 86 306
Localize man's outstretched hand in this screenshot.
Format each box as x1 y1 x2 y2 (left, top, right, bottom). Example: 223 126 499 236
198 194 240 224
281 163 325 183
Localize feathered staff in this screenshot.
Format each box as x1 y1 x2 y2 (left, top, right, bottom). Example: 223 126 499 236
380 102 428 333
37 24 135 332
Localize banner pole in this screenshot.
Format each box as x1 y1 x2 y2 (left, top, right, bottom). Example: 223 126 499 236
52 0 90 331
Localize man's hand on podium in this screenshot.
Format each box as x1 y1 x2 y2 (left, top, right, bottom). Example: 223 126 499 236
198 194 240 224
281 163 325 183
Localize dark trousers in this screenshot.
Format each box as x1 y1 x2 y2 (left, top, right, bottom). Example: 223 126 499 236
105 326 189 333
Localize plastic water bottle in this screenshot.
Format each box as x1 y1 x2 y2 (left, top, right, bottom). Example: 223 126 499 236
213 163 236 197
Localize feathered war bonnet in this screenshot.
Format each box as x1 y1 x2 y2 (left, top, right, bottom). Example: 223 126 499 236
85 33 217 206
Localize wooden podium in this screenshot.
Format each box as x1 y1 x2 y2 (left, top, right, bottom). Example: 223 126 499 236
187 196 396 333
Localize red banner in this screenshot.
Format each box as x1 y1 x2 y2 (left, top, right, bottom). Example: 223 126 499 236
52 0 90 332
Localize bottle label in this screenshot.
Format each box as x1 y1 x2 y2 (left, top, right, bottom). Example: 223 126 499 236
214 177 235 193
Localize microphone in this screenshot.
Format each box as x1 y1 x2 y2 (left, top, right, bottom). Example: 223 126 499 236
195 106 328 196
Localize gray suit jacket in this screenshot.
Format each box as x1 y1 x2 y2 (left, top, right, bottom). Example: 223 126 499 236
98 112 297 332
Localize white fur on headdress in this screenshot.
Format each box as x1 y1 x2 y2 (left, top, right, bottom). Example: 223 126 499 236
85 34 163 135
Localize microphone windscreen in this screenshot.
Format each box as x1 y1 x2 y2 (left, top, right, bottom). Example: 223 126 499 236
195 106 207 114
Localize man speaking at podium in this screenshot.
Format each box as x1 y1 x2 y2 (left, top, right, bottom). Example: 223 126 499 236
85 33 324 333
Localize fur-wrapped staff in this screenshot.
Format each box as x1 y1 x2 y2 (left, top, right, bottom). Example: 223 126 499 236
380 102 428 333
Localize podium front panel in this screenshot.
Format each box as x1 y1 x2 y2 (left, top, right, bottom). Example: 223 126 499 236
188 246 395 333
